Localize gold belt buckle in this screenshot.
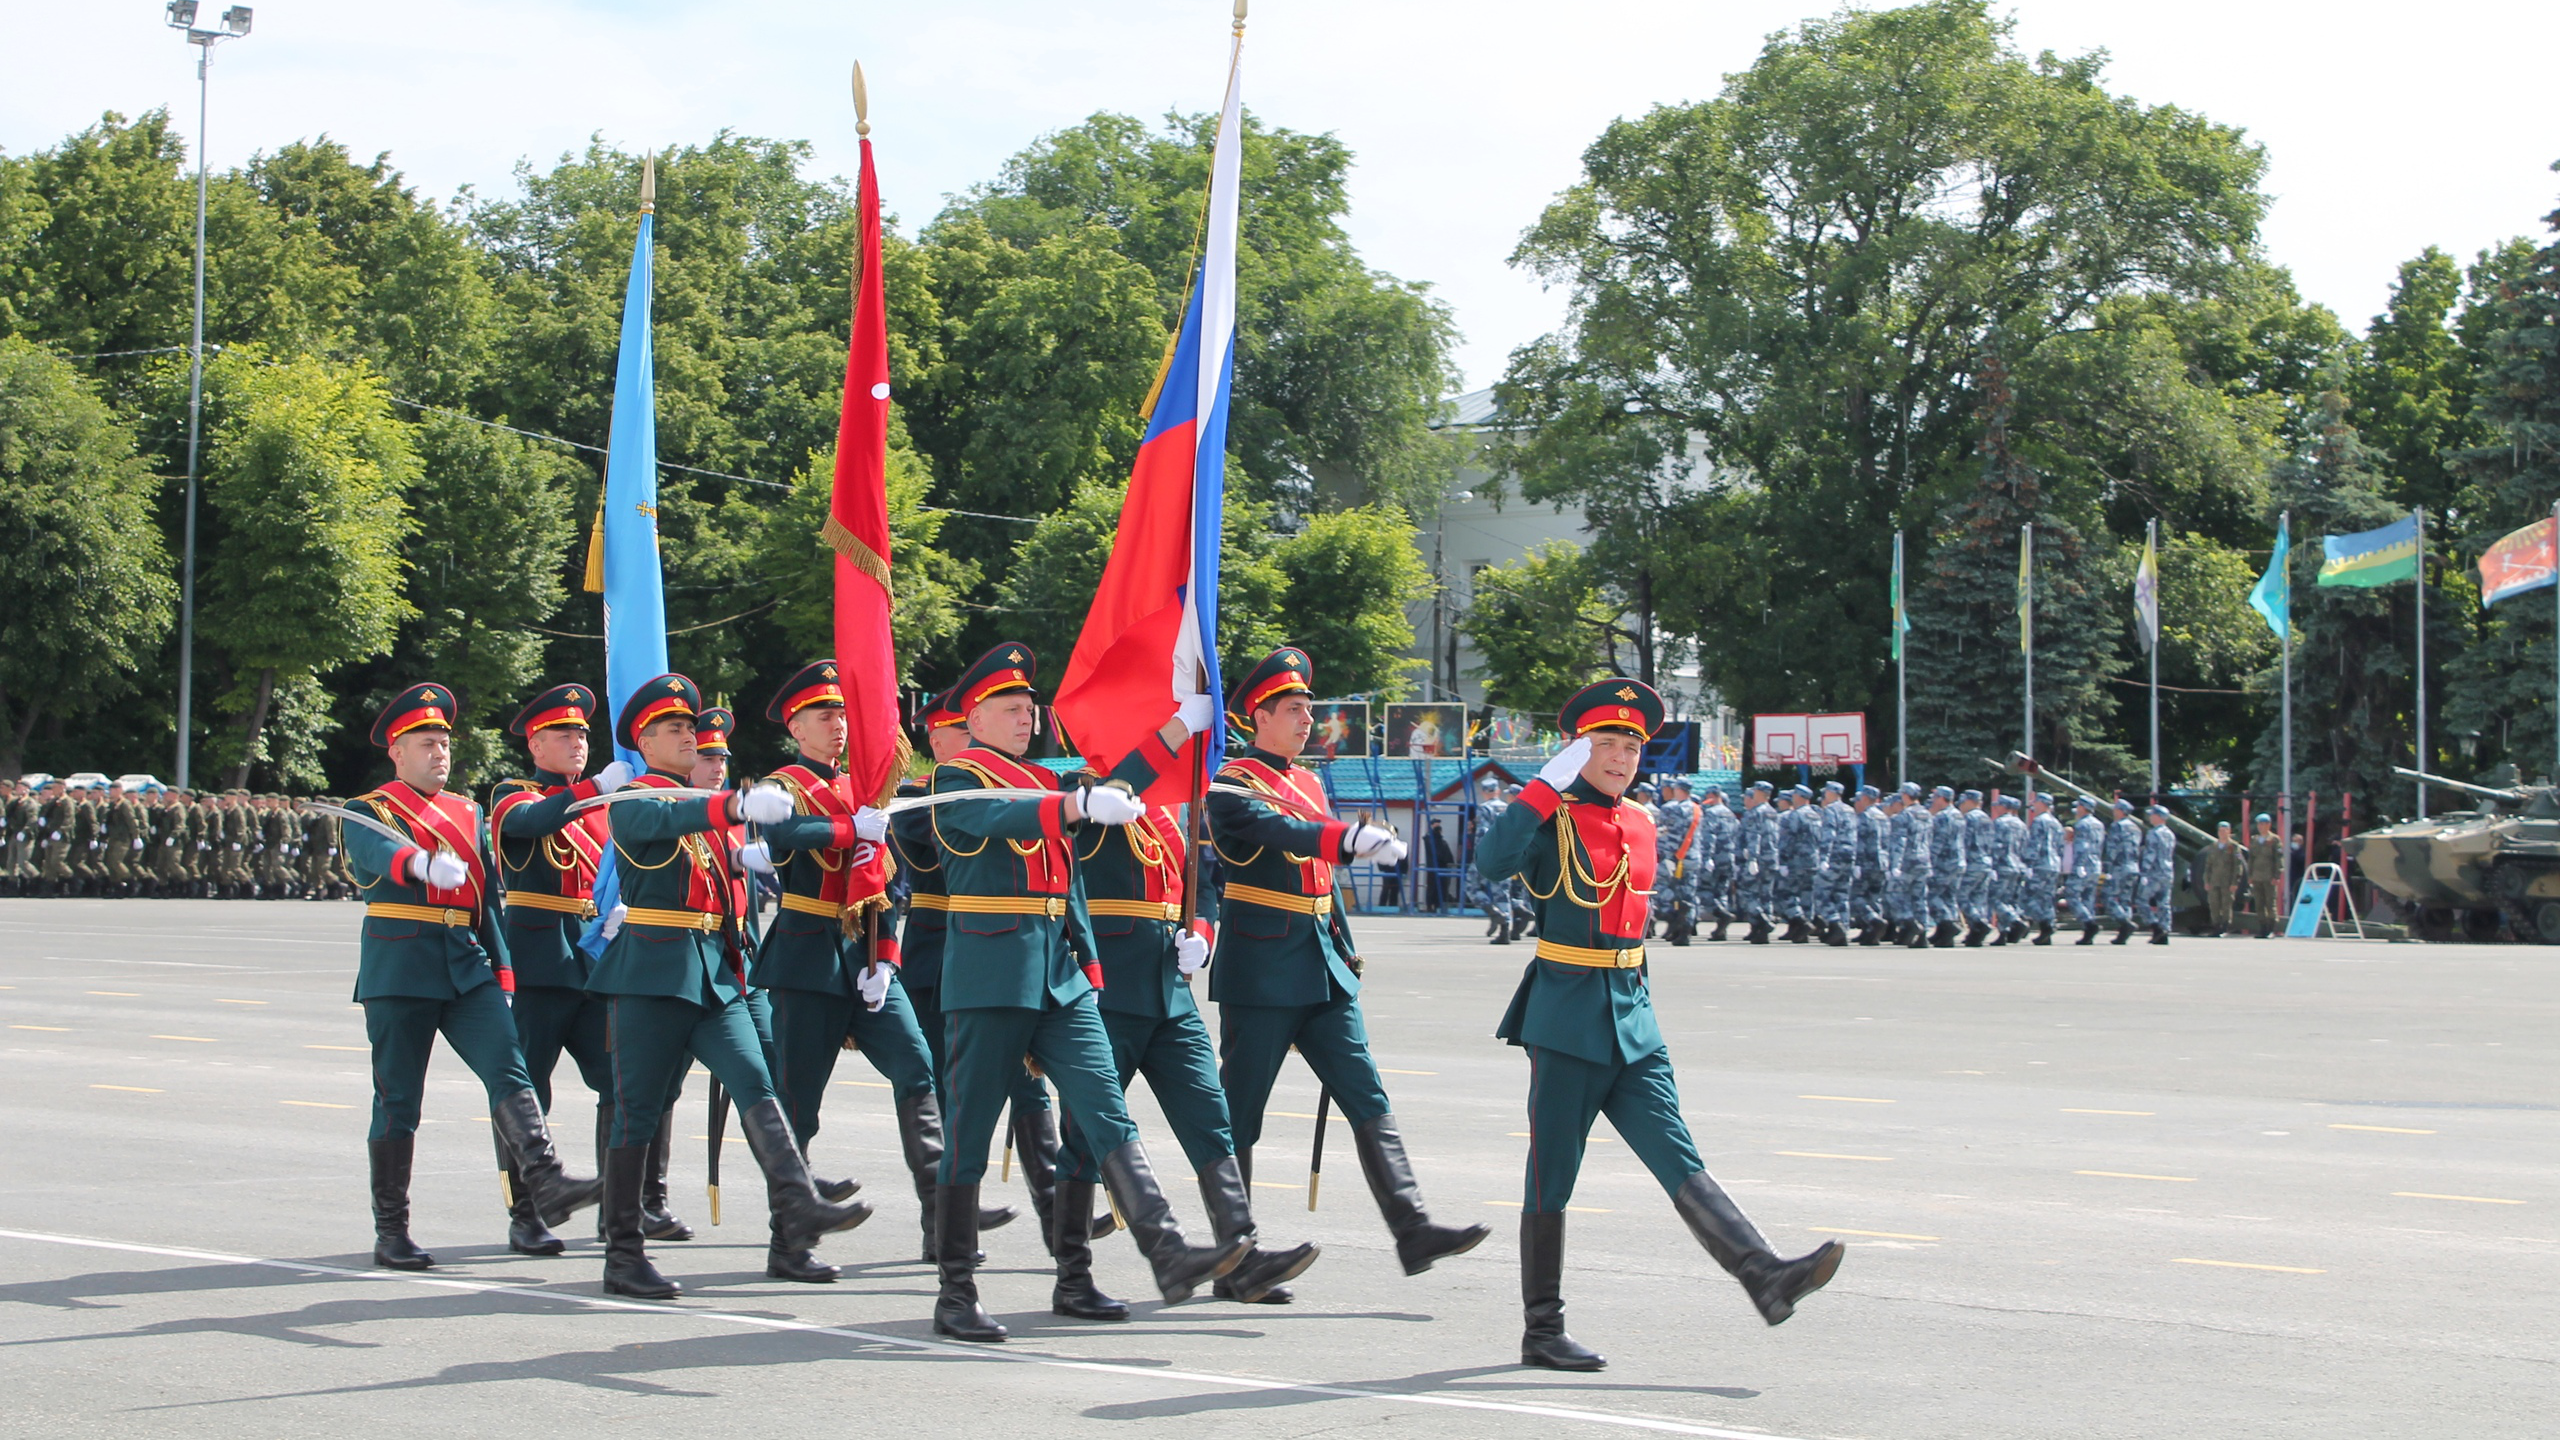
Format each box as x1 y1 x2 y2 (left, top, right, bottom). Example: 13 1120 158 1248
1044 896 1066 919
1161 901 1181 921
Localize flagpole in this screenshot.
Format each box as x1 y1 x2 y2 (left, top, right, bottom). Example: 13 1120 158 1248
1894 530 1907 787
2551 499 2558 786
2147 517 2160 797
2413 507 2427 819
2280 510 2293 837
2021 523 2034 761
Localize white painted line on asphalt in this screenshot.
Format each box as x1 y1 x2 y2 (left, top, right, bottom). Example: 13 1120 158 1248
0 1227 1800 1440
152 1035 217 1043
281 1100 353 1109
2076 1171 2195 1183
2331 1123 2435 1135
86 991 141 997
89 1084 160 1093
2061 1108 2153 1116
11 1025 69 1032
215 999 268 1006
2394 1192 2524 1205
1799 1095 1894 1104
1809 1227 1937 1241
2172 1258 2323 1274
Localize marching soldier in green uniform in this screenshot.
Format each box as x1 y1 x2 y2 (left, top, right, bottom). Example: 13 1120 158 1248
5 780 33 894
220 791 253 897
1207 648 1488 1281
37 780 73 895
1059 759 1320 1312
1476 679 1843 1371
340 682 602 1270
925 642 1242 1341
753 661 1017 1281
486 682 636 1256
586 673 870 1299
101 783 140 896
71 785 102 894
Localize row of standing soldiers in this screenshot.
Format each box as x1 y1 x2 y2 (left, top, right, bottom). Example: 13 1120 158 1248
0 778 358 899
1483 776 2192 949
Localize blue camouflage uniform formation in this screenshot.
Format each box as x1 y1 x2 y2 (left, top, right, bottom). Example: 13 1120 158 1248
1812 782 1856 945
1736 782 1779 942
2137 806 2178 945
342 682 601 1275
2068 798 2107 943
1696 785 1739 940
1851 786 1888 943
1775 785 1820 941
1650 779 1700 943
1991 796 2029 943
1957 791 1997 945
2102 798 2143 942
1890 785 1932 946
2022 794 2065 942
1926 788 1966 945
1473 678 1842 1373
1466 775 1531 944
486 681 648 1257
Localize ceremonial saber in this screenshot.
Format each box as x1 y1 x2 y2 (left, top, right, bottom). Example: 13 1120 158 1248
883 787 1058 814
1308 1087 1332 1210
707 1078 730 1226
306 802 420 851
564 786 727 817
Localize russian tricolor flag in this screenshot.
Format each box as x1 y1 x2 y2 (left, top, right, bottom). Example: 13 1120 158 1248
1054 35 1243 803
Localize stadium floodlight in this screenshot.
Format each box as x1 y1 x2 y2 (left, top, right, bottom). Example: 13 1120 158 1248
221 6 251 34
164 1 198 26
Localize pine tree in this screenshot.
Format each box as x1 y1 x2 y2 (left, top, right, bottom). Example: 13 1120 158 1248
1906 350 2132 785
2444 189 2560 783
2250 393 2462 814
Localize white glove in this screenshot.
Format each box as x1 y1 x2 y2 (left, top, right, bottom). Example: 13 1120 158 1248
852 806 888 842
602 903 628 940
736 840 775 875
1081 785 1144 827
1174 692 1215 734
857 963 890 1011
413 850 469 890
131 839 143 851
1346 823 1406 865
738 784 794 825
591 760 633 794
1537 737 1593 790
1175 928 1210 976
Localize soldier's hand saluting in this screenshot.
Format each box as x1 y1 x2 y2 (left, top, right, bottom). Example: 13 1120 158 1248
1537 737 1594 791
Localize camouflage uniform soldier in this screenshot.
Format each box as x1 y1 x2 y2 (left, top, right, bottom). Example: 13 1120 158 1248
1990 795 2028 943
149 792 183 895
2138 805 2176 945
1736 781 1778 943
2101 798 2141 944
1774 785 1820 942
1651 778 1698 943
1811 781 1855 946
2067 798 2106 944
259 796 293 897
1924 788 1963 945
225 791 255 896
34 782 71 894
1696 784 1737 941
1954 791 1995 945
2246 814 2285 938
1467 775 1522 944
2022 793 2064 944
2 781 29 894
101 784 140 896
1886 786 1924 946
1849 786 1886 943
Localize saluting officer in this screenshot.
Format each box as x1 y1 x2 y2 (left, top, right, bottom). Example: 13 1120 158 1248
487 682 636 1256
1058 756 1321 1314
340 683 601 1270
586 674 871 1299
925 642 1241 1342
1476 679 1842 1372
1210 648 1488 1282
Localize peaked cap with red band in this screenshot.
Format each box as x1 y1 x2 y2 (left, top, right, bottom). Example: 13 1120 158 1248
1558 677 1664 740
948 642 1038 714
764 659 847 724
693 706 735 756
616 673 702 753
1227 647 1313 731
372 682 459 748
508 681 597 738
917 691 967 731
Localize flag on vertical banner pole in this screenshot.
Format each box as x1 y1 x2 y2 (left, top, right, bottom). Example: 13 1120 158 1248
826 122 904 813
579 166 669 960
1890 532 1908 661
2017 525 2032 654
1053 33 1242 803
2249 514 2290 638
2317 513 2421 587
2479 516 2558 607
2134 522 2161 652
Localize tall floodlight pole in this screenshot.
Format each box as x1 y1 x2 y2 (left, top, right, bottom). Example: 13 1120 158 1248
2413 506 2428 819
2020 523 2034 760
166 2 254 791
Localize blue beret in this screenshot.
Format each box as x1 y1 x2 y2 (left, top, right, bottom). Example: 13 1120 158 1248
1933 786 1955 800
2255 812 2271 823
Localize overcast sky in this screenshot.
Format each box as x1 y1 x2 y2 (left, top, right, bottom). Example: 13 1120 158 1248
7 1 2556 392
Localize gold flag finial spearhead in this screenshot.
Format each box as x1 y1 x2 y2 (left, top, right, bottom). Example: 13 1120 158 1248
1233 0 1247 32
640 153 656 214
852 60 870 137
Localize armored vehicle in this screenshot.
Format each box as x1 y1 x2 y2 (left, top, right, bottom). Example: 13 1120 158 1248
2349 769 2560 943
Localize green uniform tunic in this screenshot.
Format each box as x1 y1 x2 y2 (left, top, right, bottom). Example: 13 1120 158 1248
1203 749 1392 1155
892 778 1050 1122
586 772 779 1147
1474 775 1705 1212
751 759 935 1152
340 781 534 1142
490 769 614 1110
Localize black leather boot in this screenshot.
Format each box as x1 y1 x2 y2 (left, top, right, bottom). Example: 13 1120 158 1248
1709 917 1729 942
370 1136 432 1270
1746 918 1770 944
1519 1212 1604 1371
1787 916 1811 943
1012 1102 1063 1256
1671 1171 1842 1325
1488 908 1510 945
1931 921 1958 947
504 1164 564 1255
1904 921 1929 949
2112 921 2134 946
642 1107 694 1241
902 1092 1012 1264
1201 1153 1318 1304
766 1204 841 1284
601 1144 678 1299
1097 1140 1246 1303
1823 921 1848 947
739 1097 872 1251
2077 921 2100 945
489 1089 602 1228
1050 1178 1129 1321
2034 921 2054 946
2150 923 2170 946
933 1182 1005 1341
1963 920 1988 947
1351 1113 1489 1275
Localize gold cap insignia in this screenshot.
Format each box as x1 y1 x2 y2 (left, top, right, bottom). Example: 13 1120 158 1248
1616 707 1631 720
666 678 682 691
821 665 836 679
1615 686 1638 700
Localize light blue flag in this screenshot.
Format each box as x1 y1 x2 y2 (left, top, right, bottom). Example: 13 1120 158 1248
2248 514 2289 640
579 197 667 962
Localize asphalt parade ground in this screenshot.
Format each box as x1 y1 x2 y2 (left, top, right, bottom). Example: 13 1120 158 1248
1 899 2552 1439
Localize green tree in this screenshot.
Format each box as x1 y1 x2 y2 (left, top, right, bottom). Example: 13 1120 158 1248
1500 0 2274 730
2444 189 2560 782
0 337 174 776
2348 247 2479 516
197 348 417 787
4 112 193 375
1272 506 1432 698
758 440 982 687
1458 541 1614 715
